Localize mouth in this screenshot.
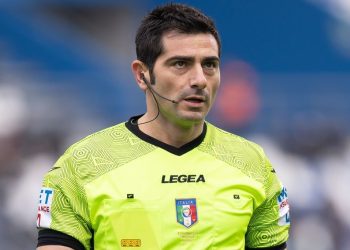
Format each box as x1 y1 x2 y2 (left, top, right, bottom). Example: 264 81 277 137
184 96 206 103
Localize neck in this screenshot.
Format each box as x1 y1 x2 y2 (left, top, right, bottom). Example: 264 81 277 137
138 114 205 148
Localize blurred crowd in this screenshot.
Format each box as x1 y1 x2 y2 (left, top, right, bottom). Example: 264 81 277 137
0 60 103 249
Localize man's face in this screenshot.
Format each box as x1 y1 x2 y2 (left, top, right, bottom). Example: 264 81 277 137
150 31 220 126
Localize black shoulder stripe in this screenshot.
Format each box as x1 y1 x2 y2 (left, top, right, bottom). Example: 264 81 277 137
246 242 287 250
37 229 85 250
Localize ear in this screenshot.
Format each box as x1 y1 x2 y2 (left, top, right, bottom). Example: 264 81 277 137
131 60 148 91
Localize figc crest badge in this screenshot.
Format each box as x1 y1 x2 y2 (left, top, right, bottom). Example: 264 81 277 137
175 198 198 228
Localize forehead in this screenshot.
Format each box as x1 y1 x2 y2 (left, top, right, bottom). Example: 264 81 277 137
159 31 219 59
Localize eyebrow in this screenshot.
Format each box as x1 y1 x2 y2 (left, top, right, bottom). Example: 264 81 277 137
202 56 220 63
164 55 220 64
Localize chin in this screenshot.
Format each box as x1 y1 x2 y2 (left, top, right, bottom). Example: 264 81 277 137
177 111 206 124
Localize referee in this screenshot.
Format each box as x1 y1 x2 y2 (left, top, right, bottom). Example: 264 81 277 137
36 3 290 250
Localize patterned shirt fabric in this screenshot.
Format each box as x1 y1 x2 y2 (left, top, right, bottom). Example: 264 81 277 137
37 116 290 250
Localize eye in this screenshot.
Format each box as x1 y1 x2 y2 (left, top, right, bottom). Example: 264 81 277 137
173 60 187 69
203 61 218 69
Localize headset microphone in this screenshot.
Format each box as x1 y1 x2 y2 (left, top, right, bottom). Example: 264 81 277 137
131 73 178 126
141 73 178 104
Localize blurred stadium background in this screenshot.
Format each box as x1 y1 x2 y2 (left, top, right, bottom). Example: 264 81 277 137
1 0 350 249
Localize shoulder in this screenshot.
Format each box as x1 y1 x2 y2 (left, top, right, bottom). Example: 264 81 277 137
45 121 157 184
67 122 129 153
205 122 266 159
203 123 271 182
45 122 130 182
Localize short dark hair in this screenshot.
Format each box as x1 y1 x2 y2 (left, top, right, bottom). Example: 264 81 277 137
135 3 221 72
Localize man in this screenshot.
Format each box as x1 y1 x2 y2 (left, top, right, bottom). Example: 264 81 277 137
36 3 290 250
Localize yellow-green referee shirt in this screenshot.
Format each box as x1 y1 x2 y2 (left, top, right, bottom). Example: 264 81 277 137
37 115 290 250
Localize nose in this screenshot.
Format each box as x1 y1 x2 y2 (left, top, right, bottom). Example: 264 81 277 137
189 64 207 89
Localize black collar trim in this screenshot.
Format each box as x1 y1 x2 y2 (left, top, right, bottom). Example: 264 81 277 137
125 115 207 156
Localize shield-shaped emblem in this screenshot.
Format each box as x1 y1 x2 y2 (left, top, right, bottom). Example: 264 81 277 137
175 198 198 228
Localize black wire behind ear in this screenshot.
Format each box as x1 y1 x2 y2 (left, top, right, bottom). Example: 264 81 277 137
140 73 149 85
139 72 177 104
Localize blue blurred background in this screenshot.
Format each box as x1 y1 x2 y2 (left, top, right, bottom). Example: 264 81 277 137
1 0 349 249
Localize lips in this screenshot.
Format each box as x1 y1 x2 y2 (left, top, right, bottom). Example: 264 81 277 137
184 96 206 103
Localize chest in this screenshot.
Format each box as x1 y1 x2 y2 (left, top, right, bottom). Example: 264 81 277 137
85 152 262 249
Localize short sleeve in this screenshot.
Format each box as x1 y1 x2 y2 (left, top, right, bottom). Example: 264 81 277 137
245 156 290 248
36 154 92 250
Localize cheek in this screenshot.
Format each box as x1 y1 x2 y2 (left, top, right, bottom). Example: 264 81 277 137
210 79 221 100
